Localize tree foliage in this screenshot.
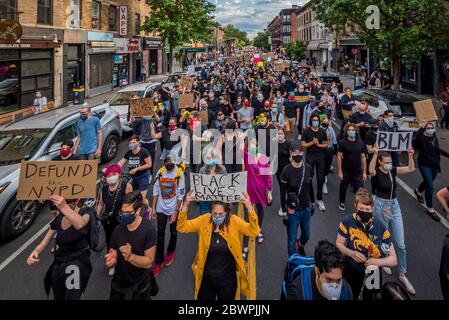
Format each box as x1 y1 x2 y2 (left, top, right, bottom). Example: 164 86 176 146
313 0 449 89
285 40 307 61
253 31 271 51
223 24 251 47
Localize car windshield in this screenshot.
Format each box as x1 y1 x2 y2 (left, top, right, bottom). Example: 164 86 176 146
0 79 18 89
0 129 50 165
108 91 144 105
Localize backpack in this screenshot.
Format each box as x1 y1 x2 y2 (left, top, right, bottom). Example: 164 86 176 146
152 163 186 186
79 206 104 253
280 254 351 300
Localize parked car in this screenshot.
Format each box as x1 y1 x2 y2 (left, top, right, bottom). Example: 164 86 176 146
351 89 420 131
99 82 161 132
164 72 187 90
0 78 19 106
0 104 122 240
315 72 341 87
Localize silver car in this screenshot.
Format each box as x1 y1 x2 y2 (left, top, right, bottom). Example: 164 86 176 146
0 104 122 240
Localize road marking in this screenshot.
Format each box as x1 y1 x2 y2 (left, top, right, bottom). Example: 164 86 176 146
0 178 103 273
0 222 50 272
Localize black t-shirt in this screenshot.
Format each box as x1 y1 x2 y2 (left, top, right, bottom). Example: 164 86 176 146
283 100 298 119
440 235 449 300
207 98 220 113
161 127 180 151
302 128 328 157
280 163 312 210
124 148 150 177
110 219 156 287
372 167 397 199
52 154 81 161
349 112 374 141
261 85 272 100
50 207 90 257
365 130 377 147
278 141 292 171
338 138 366 175
159 87 170 101
204 232 236 283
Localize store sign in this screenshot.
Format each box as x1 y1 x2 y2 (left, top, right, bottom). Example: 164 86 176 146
114 38 141 54
0 20 23 44
114 54 124 64
144 39 162 49
88 32 113 42
119 6 128 36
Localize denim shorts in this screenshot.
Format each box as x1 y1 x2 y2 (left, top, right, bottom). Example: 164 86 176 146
131 171 150 192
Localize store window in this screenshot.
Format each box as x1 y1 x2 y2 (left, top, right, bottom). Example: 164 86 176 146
0 62 19 114
135 13 141 34
0 0 18 20
69 0 81 28
37 0 52 25
92 1 101 30
90 54 113 89
109 5 117 31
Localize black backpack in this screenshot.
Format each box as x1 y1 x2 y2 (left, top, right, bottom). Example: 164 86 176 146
80 206 103 252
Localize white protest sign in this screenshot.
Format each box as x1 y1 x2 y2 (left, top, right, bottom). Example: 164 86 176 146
190 172 247 203
187 65 195 76
376 131 413 152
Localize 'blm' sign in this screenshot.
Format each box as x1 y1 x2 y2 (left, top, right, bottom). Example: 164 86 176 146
376 131 413 152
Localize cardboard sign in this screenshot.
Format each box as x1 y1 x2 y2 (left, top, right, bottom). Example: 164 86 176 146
274 63 289 72
178 93 195 109
190 172 247 203
226 56 239 64
413 99 438 123
179 75 194 90
17 160 98 200
130 98 154 117
198 111 209 125
376 131 414 152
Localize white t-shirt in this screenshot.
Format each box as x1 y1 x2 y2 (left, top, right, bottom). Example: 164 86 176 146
153 166 185 216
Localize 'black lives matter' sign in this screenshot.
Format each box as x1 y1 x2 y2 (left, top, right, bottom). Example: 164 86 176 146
190 172 247 203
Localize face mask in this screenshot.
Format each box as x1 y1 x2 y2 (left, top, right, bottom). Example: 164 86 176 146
271 108 278 114
217 115 225 121
106 175 119 185
385 117 394 126
208 159 217 167
212 213 227 226
168 124 177 132
312 121 320 127
384 163 393 171
60 147 71 158
237 98 242 103
322 122 329 128
357 209 373 224
359 111 366 115
292 154 303 163
209 94 215 99
260 121 267 127
36 93 42 98
165 163 175 171
257 95 264 102
347 131 356 139
129 143 138 151
80 113 88 121
278 135 285 142
320 279 343 300
426 128 435 136
153 95 158 99
119 211 136 225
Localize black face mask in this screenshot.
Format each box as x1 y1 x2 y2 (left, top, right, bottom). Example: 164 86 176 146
357 209 373 224
165 163 175 171
322 122 329 128
371 127 379 132
292 154 303 163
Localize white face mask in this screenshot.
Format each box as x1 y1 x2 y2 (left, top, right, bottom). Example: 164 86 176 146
321 280 342 300
384 163 393 171
36 93 42 98
106 175 119 185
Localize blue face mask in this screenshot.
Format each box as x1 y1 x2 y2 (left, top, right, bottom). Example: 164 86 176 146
312 121 320 127
119 211 136 225
129 143 138 151
212 213 227 226
208 159 217 167
347 131 356 138
359 111 366 115
80 113 88 121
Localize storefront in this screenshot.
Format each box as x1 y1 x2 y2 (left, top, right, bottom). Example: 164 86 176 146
0 39 60 114
337 37 368 73
143 38 164 76
86 32 115 97
64 30 87 104
113 38 142 87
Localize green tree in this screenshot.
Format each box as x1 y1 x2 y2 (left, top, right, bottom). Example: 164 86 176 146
223 24 251 48
314 0 449 90
285 40 307 61
253 31 271 51
142 0 215 73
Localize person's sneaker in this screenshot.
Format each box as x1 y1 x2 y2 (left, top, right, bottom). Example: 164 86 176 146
383 267 392 275
427 210 441 222
322 183 328 195
338 203 346 211
242 247 249 259
317 200 326 212
414 189 424 204
278 208 287 217
108 267 115 276
399 274 416 295
164 252 176 267
295 240 306 256
152 263 164 278
257 233 264 244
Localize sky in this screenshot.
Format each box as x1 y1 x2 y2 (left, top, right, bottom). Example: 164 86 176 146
212 0 307 40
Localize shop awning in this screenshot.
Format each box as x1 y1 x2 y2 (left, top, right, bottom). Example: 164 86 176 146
180 47 207 53
339 37 365 46
307 40 320 51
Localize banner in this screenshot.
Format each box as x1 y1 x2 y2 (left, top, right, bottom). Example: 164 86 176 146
190 172 247 203
178 93 195 109
376 131 413 152
130 98 154 118
17 160 98 200
179 75 194 90
413 99 438 123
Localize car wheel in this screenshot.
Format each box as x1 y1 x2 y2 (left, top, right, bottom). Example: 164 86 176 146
101 134 119 163
0 198 40 240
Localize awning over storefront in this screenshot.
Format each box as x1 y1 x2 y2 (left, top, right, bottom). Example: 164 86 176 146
0 38 61 49
339 37 365 46
180 47 207 53
307 40 320 51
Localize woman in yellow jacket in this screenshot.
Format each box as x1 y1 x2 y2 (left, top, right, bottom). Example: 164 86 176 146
177 191 260 300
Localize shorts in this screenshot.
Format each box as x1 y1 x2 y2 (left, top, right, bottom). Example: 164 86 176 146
131 171 150 192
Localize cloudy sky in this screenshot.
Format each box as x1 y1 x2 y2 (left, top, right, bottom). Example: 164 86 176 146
212 0 307 39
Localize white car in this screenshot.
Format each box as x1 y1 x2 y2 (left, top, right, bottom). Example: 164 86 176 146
99 82 162 132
